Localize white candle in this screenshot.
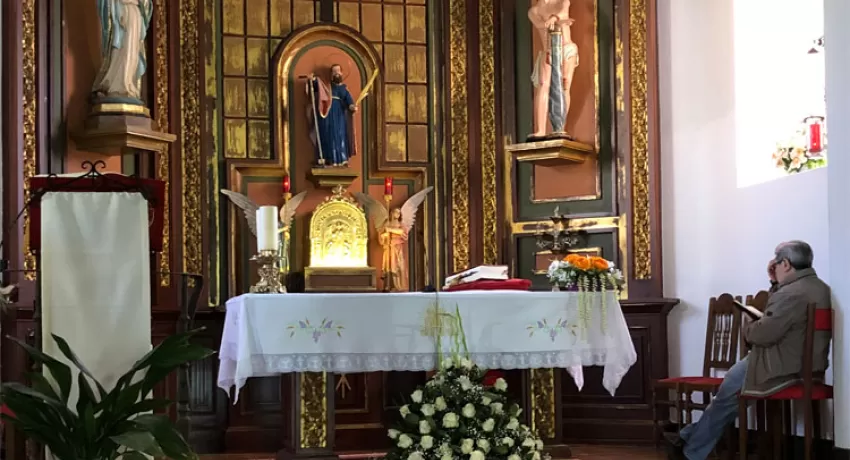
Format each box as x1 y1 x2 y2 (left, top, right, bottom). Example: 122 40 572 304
256 206 279 251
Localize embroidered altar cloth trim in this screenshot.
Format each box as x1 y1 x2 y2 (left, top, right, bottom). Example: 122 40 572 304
218 291 636 400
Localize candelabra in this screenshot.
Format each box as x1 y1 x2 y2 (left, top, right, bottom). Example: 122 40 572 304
250 249 286 293
534 206 586 255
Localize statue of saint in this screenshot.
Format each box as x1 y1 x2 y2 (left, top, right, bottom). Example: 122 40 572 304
306 64 359 167
355 187 433 292
528 0 579 140
92 0 153 104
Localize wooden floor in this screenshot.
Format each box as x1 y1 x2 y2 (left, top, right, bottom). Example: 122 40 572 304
199 444 666 459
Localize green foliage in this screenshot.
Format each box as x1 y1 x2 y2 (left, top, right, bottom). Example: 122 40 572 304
0 329 215 460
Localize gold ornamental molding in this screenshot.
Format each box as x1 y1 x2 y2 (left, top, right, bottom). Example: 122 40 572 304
154 0 171 286
629 0 651 279
22 0 37 279
480 0 498 266
204 0 221 306
180 0 203 282
300 372 329 448
529 368 556 439
449 0 470 273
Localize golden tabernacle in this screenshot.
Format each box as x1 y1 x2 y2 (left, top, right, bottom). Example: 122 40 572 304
305 185 376 291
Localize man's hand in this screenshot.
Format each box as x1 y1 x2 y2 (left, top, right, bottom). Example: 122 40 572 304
545 15 558 29
767 260 777 283
349 104 358 112
308 72 316 80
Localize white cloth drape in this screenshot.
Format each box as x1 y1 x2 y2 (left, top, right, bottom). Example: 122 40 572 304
41 192 151 407
219 291 638 401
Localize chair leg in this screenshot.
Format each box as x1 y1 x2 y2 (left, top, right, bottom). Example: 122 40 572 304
769 401 783 460
803 398 814 460
738 399 748 460
813 401 822 450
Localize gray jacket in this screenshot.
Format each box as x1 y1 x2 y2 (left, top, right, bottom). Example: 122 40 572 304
741 268 832 396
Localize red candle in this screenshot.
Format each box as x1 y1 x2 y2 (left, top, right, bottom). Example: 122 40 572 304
808 122 822 154
384 177 393 196
282 175 291 194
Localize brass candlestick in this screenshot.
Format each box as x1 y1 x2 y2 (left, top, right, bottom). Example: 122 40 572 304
250 249 286 293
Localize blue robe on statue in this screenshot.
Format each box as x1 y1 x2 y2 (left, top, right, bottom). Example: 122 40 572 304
310 79 356 166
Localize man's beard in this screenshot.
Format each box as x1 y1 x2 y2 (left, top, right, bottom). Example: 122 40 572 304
331 75 342 84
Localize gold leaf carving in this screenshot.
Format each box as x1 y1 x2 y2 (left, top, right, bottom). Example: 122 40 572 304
450 0 469 272
530 369 556 439
300 372 328 448
181 0 203 280
629 0 651 279
480 0 497 265
154 0 171 286
22 0 36 279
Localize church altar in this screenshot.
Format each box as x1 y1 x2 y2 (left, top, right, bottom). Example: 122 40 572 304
218 290 636 398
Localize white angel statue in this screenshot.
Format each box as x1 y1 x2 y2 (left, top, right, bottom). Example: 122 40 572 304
355 186 433 292
220 189 307 275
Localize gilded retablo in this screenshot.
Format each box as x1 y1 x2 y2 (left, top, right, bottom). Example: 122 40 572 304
309 186 369 268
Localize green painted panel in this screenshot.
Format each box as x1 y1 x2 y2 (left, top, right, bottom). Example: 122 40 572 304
515 230 618 290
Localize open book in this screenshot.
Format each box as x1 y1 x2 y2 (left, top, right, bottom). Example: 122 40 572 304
444 265 509 288
734 300 764 320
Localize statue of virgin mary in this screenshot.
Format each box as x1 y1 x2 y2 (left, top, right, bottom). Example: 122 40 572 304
92 0 153 105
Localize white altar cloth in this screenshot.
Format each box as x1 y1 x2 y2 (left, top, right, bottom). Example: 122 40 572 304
218 291 636 399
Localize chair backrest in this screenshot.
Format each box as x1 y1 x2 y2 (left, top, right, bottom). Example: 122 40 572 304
802 303 832 397
739 290 769 359
702 294 742 377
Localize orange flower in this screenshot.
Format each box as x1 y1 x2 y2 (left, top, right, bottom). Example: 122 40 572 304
590 257 610 270
563 254 582 264
571 256 591 270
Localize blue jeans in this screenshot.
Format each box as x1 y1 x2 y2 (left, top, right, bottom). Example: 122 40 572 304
679 356 749 460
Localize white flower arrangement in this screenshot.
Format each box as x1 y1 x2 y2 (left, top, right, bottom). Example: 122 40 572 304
385 307 549 460
772 126 827 174
546 254 624 292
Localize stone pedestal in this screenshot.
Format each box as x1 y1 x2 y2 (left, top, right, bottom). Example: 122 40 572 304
73 104 176 156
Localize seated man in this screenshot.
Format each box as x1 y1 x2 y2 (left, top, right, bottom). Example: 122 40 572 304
665 240 832 460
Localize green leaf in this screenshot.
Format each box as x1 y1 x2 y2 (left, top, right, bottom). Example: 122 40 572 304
119 451 149 460
76 370 98 419
132 414 195 459
110 431 165 457
26 372 62 404
6 335 73 403
51 333 108 400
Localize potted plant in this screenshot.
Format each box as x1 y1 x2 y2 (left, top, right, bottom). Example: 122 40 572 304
0 329 214 460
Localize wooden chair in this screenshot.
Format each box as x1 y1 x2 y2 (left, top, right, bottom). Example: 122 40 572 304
739 291 769 359
652 294 742 446
737 304 833 460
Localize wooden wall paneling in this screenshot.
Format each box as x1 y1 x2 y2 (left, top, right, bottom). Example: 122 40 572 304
189 313 230 454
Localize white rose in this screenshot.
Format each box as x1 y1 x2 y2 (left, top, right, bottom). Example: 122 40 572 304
522 438 535 448
435 396 447 411
388 429 400 439
441 456 452 460
462 403 476 418
439 443 452 455
502 437 515 447
494 378 508 391
411 389 423 403
461 438 474 454
490 402 503 414
482 418 495 432
507 418 519 430
470 450 485 460
420 435 434 449
460 357 472 369
442 357 453 369
481 396 492 406
400 405 410 417
421 403 435 416
419 420 431 434
536 439 544 450
476 439 490 452
442 412 459 428
457 375 473 391
508 455 521 460
398 434 413 448
532 452 541 460
407 453 424 460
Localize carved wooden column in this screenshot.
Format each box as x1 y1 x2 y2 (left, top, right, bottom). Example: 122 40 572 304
280 372 338 460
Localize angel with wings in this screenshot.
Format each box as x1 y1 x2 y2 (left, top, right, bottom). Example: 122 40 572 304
220 189 307 275
355 186 433 292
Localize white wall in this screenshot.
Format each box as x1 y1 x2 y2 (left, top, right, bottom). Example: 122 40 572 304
824 0 850 449
658 0 835 436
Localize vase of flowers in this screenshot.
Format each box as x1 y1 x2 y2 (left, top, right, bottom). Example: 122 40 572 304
772 126 827 175
546 254 624 292
386 308 548 460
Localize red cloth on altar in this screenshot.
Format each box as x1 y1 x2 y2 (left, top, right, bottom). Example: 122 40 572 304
444 279 532 292
483 370 504 386
28 175 165 252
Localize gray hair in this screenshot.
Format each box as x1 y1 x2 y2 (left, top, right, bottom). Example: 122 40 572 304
775 240 814 270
